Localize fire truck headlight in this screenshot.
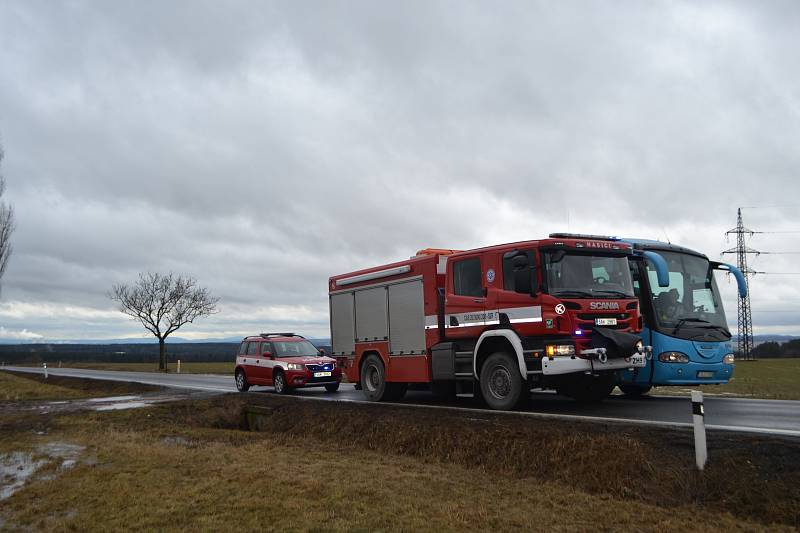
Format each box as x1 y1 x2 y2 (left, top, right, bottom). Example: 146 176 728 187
545 344 575 357
658 351 689 363
723 353 735 364
287 363 305 371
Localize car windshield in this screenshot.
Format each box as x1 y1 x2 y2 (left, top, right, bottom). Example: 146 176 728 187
271 340 321 357
543 251 634 298
645 251 730 339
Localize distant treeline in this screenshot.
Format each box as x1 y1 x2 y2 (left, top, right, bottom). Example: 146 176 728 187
0 343 241 364
751 339 800 359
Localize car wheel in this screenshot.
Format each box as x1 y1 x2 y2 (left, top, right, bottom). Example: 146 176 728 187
273 371 289 394
360 354 387 401
235 369 250 392
324 382 340 393
619 383 652 398
479 352 524 410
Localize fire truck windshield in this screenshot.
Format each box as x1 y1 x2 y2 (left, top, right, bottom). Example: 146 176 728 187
644 251 730 340
271 340 322 357
543 251 634 299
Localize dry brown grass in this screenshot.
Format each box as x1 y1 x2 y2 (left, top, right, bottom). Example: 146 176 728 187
1 379 798 531
0 371 160 401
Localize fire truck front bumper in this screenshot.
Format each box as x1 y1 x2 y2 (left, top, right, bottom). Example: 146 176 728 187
541 353 647 376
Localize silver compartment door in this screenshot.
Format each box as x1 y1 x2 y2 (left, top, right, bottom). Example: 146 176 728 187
355 287 388 342
388 280 426 355
330 292 355 355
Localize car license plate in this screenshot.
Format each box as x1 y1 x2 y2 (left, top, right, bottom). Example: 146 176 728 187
314 371 332 378
697 371 715 379
595 318 617 326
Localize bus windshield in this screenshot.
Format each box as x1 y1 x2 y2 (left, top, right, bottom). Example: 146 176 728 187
544 251 635 298
644 251 730 339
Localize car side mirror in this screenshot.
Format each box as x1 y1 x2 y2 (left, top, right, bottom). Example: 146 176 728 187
263 351 273 358
318 348 325 356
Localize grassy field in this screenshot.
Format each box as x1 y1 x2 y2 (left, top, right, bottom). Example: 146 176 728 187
688 358 800 400
14 361 234 375
0 376 798 531
0 371 160 401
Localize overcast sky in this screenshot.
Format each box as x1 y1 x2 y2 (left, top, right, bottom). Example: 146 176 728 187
1 0 799 342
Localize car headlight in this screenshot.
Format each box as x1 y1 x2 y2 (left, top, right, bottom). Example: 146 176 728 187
723 353 735 364
545 344 575 357
287 363 305 371
635 340 644 354
658 351 689 363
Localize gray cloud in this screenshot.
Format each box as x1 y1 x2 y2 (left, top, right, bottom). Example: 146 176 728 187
1 1 799 339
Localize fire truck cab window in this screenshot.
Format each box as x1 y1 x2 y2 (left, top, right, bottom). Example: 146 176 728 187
503 250 536 291
453 258 483 297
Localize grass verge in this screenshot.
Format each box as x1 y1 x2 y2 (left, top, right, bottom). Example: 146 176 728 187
12 361 234 375
0 378 798 531
0 371 160 401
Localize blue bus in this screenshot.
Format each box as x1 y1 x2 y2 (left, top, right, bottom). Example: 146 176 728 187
618 239 747 396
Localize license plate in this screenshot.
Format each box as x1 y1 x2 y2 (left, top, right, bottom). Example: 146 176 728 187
595 318 617 326
697 371 715 378
314 371 332 378
630 354 646 367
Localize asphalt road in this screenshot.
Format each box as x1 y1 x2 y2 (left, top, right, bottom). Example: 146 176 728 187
4 366 800 437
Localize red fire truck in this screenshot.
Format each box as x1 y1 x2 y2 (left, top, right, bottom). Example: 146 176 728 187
329 234 651 409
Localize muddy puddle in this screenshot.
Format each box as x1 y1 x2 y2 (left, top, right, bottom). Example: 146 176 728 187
0 442 86 501
0 390 220 415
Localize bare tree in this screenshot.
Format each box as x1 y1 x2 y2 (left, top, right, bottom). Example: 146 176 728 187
110 272 219 371
0 145 14 290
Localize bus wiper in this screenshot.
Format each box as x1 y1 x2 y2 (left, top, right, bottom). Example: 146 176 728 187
673 317 711 335
593 290 632 298
552 290 594 298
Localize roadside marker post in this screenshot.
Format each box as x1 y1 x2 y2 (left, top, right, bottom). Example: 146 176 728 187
43 362 48 379
177 360 181 374
691 390 707 471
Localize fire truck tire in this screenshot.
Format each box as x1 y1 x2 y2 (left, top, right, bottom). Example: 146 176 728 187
324 382 340 393
273 370 290 395
567 374 615 403
235 369 250 392
619 384 652 397
479 352 524 410
360 354 388 401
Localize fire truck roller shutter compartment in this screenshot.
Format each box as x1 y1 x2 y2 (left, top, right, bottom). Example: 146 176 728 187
355 287 389 342
388 279 426 355
330 292 356 355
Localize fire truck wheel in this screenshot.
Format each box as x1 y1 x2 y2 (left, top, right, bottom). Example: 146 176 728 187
568 374 615 403
619 384 652 397
324 382 340 393
360 354 388 401
479 352 523 410
235 369 250 392
273 371 290 394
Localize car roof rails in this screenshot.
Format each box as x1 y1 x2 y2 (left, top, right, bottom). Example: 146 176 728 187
259 332 301 338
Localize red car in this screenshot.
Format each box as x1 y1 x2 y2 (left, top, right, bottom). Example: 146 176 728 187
234 333 342 394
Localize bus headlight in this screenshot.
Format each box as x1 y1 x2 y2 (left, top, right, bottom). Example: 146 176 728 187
635 340 644 354
658 351 689 363
723 353 735 364
545 344 575 357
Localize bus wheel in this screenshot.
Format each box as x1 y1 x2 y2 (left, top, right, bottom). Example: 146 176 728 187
479 352 523 410
360 354 387 401
619 384 652 397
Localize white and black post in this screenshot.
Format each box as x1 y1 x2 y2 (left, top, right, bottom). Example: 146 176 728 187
43 362 48 379
691 390 707 471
